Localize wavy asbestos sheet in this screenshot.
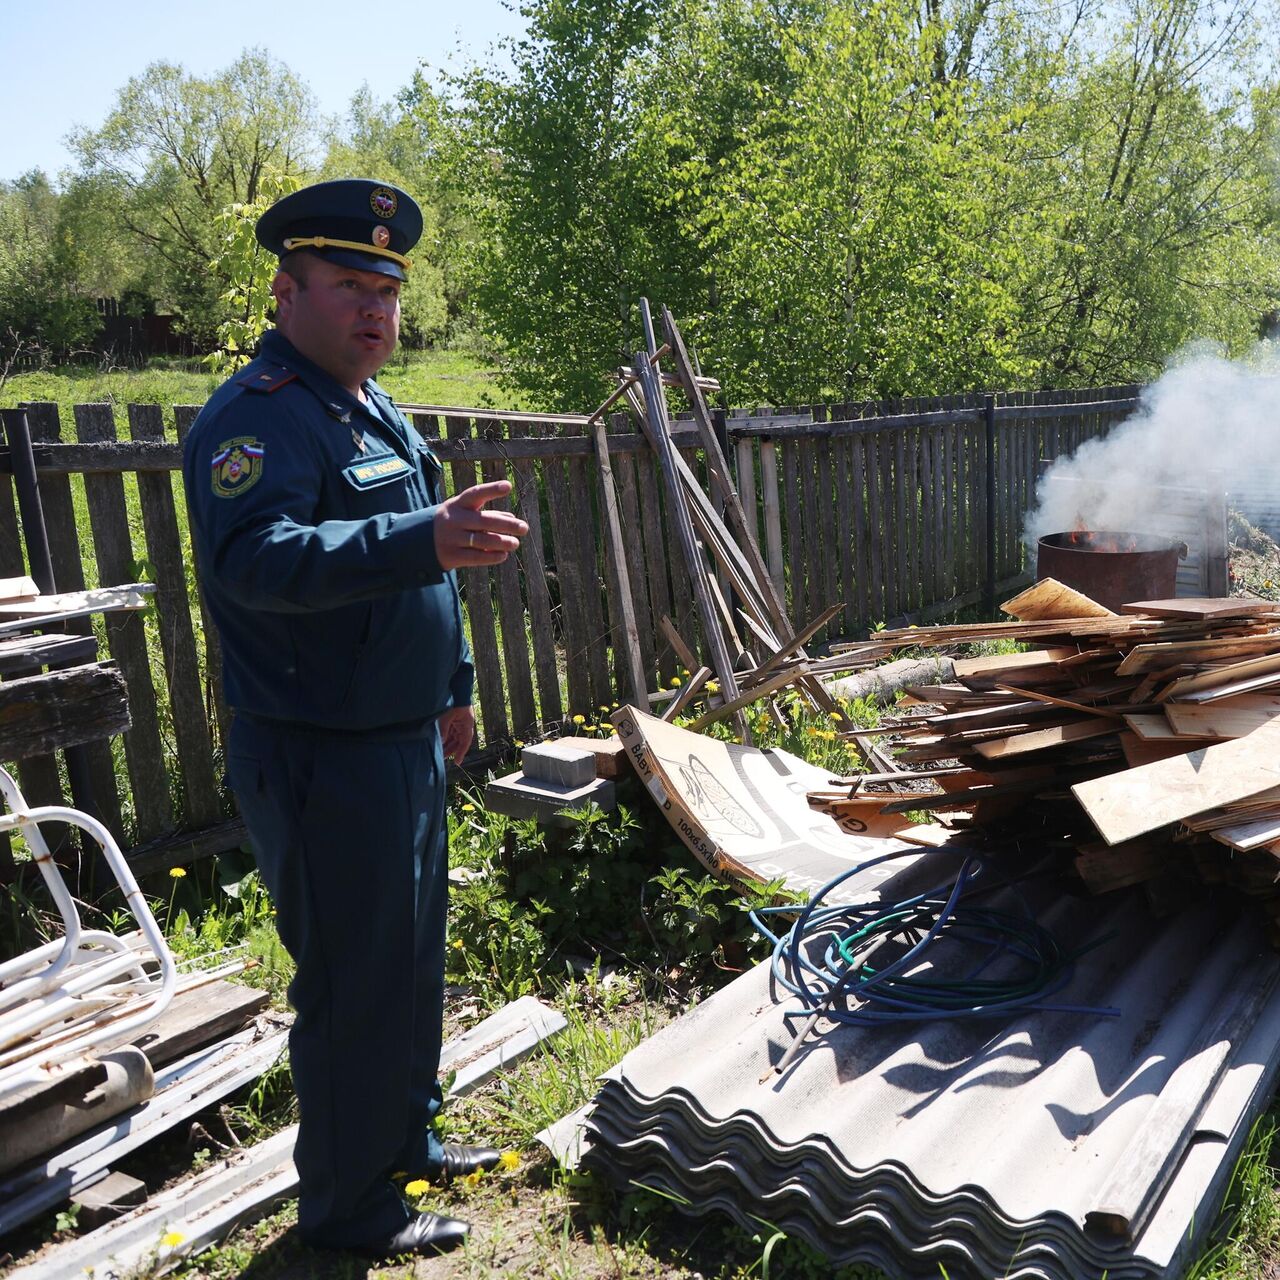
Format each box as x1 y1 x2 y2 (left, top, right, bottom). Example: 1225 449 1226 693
585 869 1280 1279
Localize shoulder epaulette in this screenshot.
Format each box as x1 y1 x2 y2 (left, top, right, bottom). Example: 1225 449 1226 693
237 366 298 395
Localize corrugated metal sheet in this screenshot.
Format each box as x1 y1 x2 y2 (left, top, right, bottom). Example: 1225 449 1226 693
584 862 1280 1279
1228 473 1280 544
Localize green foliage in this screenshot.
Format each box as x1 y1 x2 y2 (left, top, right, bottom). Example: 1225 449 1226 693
67 50 316 346
0 171 100 368
439 0 1280 409
205 172 302 374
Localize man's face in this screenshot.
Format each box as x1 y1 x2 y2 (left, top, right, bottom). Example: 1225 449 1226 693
272 256 401 392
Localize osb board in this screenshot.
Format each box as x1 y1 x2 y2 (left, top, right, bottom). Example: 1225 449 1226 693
612 706 921 901
1073 717 1280 845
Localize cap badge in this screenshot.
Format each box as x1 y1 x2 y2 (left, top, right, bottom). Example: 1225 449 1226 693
370 187 398 219
372 225 391 248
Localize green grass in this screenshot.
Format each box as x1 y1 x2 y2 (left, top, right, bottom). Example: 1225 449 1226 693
0 347 515 422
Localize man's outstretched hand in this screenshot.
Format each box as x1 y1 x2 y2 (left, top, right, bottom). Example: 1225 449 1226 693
434 480 528 570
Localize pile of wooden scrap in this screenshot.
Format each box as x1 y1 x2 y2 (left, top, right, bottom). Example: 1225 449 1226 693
589 303 869 743
813 579 1280 927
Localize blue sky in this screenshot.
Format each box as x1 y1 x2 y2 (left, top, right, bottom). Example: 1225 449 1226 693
0 0 529 184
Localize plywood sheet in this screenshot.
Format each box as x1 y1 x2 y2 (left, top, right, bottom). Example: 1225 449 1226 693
1072 718 1280 845
973 717 1117 761
999 577 1115 621
1120 596 1276 619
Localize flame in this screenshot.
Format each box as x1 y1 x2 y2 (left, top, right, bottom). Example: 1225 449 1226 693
1061 529 1140 553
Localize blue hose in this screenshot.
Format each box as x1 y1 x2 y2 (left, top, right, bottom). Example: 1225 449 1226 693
750 847 1120 1027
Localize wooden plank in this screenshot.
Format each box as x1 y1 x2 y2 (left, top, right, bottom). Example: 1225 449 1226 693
971 717 1117 761
1210 815 1280 852
174 403 230 755
0 576 38 601
850 434 871 632
0 663 130 759
127 404 220 829
477 426 537 737
73 403 172 841
1116 633 1280 676
609 415 657 687
1073 717 1280 845
759 439 785 605
634 426 677 682
735 437 758 548
103 980 269 1068
865 433 886 623
951 647 1077 679
591 418 647 708
503 418 562 727
1121 596 1275 619
815 433 838 641
1165 696 1280 739
567 417 613 710
893 427 909 615
942 425 956 602
777 436 803 631
1177 670 1280 704
445 415 508 744
1121 714 1216 743
834 435 855 636
1157 651 1280 702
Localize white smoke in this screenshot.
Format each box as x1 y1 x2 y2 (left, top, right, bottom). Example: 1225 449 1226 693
1024 341 1280 551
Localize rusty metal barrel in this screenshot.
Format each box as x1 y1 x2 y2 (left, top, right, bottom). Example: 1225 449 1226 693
1035 531 1186 612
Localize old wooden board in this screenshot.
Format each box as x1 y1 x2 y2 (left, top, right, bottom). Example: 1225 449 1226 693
1116 633 1280 676
1120 597 1276 619
1121 714 1216 743
1164 696 1280 739
0 663 130 760
127 405 221 828
612 705 921 901
1156 651 1280 703
972 717 1118 761
1072 717 1280 845
445 415 508 743
74 404 172 841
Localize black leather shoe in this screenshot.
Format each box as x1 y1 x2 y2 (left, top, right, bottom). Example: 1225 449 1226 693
356 1211 470 1258
439 1142 502 1181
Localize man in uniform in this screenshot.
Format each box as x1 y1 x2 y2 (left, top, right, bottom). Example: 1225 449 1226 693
183 179 528 1258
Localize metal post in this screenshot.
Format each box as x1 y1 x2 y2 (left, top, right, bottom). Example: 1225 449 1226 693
984 394 997 617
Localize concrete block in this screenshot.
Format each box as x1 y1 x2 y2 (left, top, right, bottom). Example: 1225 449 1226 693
73 1170 147 1228
521 741 597 789
484 771 616 826
556 734 629 779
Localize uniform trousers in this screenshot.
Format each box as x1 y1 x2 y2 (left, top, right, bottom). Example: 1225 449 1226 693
227 714 449 1246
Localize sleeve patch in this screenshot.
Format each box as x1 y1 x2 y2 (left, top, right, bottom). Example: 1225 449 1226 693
212 437 265 498
237 367 297 394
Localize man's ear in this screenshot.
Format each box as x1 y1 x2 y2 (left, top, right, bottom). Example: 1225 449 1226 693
270 269 295 319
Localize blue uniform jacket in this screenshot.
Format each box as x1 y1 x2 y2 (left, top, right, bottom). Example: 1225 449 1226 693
183 329 473 732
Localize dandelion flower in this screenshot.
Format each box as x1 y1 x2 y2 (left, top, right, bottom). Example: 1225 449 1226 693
452 938 464 950
514 739 525 748
611 702 619 709
499 1151 521 1171
682 667 690 676
806 725 818 736
160 1232 185 1249
599 704 609 713
404 1179 431 1197
707 681 720 695
670 676 682 687
168 867 187 879
585 724 597 733
572 714 585 725
464 1170 484 1188
831 711 844 722
461 802 476 813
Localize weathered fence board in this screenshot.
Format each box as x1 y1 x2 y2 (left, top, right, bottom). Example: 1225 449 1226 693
72 404 171 842
0 386 1144 877
127 405 221 829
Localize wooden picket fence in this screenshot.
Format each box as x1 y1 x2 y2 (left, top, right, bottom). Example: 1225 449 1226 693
0 385 1138 872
